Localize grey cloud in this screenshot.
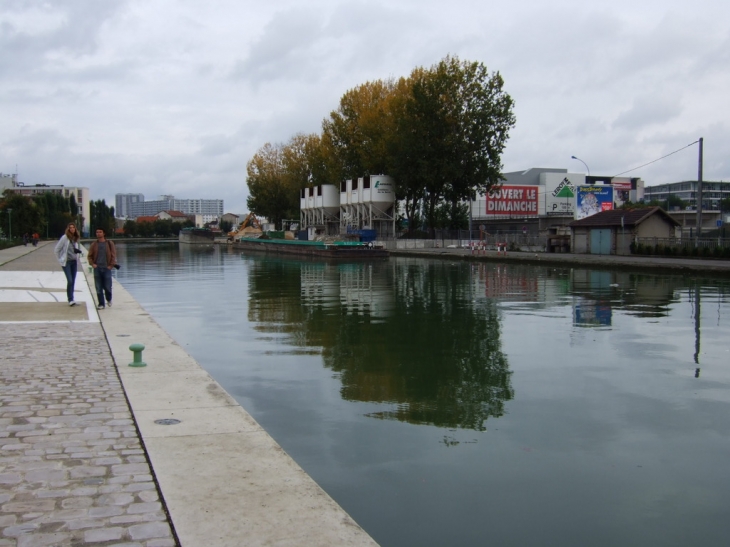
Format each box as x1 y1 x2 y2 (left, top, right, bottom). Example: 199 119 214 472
4 126 72 155
198 134 239 157
612 13 709 78
612 96 682 130
0 0 129 77
230 8 323 84
230 2 437 89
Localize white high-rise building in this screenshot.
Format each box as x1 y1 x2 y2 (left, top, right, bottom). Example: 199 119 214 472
115 193 145 218
126 195 224 219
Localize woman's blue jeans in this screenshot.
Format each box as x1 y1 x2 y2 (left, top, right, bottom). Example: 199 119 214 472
61 260 78 303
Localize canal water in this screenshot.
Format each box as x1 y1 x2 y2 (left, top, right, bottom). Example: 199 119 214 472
115 243 730 547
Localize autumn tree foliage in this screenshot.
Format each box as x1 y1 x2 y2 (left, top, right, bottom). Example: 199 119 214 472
246 55 516 233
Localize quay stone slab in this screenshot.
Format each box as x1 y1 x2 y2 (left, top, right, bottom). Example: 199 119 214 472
133 406 261 439
115 369 240 412
0 302 89 322
0 246 98 324
88 294 207 374
145 432 374 547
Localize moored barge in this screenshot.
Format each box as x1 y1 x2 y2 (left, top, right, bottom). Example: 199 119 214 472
233 237 388 259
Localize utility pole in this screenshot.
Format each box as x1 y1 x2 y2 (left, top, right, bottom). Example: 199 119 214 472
695 137 704 243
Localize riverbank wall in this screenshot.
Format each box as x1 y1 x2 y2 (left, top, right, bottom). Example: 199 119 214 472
389 246 730 276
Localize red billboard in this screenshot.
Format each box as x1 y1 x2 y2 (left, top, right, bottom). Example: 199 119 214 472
485 185 538 216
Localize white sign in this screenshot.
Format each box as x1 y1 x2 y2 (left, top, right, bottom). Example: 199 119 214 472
541 173 585 216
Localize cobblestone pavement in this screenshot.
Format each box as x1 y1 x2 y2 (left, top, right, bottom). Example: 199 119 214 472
1 246 177 546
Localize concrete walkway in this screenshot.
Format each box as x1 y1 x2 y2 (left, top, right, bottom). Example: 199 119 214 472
0 243 378 546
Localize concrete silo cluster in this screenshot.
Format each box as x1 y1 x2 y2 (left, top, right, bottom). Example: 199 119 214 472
300 175 396 239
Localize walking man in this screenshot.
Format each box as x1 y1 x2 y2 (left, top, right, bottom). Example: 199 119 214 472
88 228 117 310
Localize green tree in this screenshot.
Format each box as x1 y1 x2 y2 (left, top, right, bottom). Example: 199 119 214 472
0 191 43 240
666 194 686 210
123 220 138 237
719 197 730 212
391 56 515 234
648 195 686 210
434 201 470 230
246 143 299 226
219 219 233 233
89 199 115 236
136 220 154 237
153 219 171 237
32 192 77 238
175 219 194 234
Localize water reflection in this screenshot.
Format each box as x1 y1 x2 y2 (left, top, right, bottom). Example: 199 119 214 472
115 244 730 547
470 262 699 326
246 257 513 431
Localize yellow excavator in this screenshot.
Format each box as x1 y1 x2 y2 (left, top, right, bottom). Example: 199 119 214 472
227 213 262 241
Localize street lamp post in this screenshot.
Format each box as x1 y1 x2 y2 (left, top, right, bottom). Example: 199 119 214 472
571 155 590 176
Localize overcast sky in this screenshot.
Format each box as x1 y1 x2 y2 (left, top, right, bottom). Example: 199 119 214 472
1 0 728 213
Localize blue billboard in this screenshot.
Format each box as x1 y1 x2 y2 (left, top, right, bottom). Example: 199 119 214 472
575 185 614 220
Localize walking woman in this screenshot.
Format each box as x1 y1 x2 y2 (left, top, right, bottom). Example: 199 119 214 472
54 223 82 306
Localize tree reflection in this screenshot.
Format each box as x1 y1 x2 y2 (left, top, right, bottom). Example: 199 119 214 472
247 257 513 431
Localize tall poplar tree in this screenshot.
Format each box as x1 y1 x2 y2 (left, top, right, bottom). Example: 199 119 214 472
391 56 516 233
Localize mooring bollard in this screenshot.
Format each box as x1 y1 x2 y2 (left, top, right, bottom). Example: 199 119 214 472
128 343 147 367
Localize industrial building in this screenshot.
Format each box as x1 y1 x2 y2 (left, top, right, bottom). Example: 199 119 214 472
300 175 397 238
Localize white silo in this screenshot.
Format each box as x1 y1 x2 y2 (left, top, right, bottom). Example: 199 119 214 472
315 185 340 233
300 187 309 211
317 185 340 217
300 187 310 229
359 175 396 237
351 178 361 205
367 175 395 209
340 179 359 233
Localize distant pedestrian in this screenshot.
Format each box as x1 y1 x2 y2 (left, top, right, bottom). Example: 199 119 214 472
87 228 117 310
53 223 82 306
23 233 29 246
32 232 39 246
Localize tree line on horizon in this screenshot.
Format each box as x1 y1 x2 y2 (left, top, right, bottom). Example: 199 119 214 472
0 190 117 242
0 190 81 240
245 55 517 233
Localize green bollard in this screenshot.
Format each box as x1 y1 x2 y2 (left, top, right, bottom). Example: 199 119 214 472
128 343 147 367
